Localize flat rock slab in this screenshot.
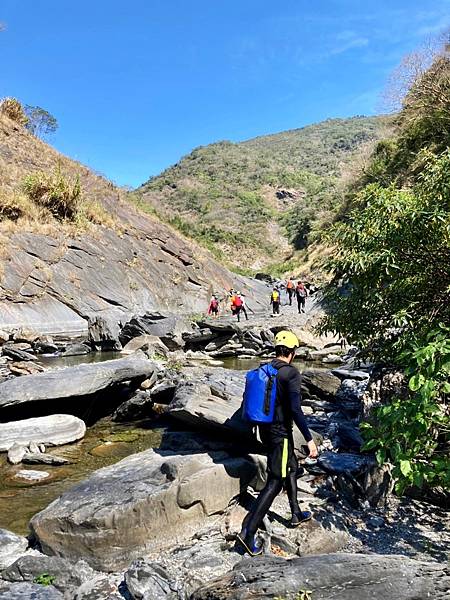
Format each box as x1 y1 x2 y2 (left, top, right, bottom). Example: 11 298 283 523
0 582 63 599
0 415 86 451
0 352 155 408
191 553 450 599
30 449 265 572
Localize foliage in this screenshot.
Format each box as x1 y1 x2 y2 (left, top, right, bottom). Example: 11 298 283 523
23 165 82 220
361 328 450 494
25 105 58 138
34 573 56 586
0 97 28 126
320 149 450 361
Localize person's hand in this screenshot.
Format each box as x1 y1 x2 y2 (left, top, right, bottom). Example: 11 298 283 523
307 439 318 458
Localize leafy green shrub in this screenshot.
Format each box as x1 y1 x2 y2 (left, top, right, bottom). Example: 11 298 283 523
0 97 28 126
362 328 450 493
23 166 81 220
34 573 56 586
320 149 450 361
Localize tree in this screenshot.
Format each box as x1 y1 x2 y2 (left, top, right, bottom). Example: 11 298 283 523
24 105 58 139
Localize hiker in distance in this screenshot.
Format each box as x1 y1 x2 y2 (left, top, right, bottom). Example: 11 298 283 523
270 287 281 315
295 280 308 314
207 294 220 318
238 330 318 556
286 277 295 306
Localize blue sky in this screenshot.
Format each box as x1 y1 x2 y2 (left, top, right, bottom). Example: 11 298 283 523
1 1 449 187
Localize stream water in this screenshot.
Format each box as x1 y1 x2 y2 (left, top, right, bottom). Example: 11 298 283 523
0 352 328 535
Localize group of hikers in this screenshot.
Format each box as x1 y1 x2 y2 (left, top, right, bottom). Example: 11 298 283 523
207 278 309 320
207 290 251 322
271 278 308 315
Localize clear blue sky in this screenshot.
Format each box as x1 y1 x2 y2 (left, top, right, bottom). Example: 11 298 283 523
1 1 449 187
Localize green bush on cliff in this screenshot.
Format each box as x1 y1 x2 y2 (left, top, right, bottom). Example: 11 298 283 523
23 166 81 220
320 48 450 494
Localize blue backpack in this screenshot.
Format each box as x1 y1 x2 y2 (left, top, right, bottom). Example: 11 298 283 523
242 363 284 424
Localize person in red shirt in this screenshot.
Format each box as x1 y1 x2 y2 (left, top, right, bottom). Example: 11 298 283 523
207 295 220 318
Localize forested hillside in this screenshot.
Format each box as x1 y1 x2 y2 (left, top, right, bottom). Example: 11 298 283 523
138 116 387 271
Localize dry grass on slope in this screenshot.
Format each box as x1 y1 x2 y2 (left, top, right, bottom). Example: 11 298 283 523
0 112 120 235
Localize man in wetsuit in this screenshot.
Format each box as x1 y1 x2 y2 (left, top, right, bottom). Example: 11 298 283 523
237 330 318 556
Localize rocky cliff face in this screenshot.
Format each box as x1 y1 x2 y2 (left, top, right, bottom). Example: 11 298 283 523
0 116 268 336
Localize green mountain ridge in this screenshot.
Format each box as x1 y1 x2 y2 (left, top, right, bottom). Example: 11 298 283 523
137 115 389 272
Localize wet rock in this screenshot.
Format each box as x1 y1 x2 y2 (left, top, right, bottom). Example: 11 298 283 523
111 390 154 422
14 470 50 482
7 443 28 465
30 449 265 571
191 553 450 600
88 315 122 351
0 529 28 570
33 335 59 354
367 516 385 528
337 378 368 404
301 370 342 400
2 345 35 361
0 415 86 451
331 368 370 381
2 555 95 595
0 582 63 599
316 451 375 476
124 558 179 599
121 334 169 358
62 342 91 356
22 453 69 466
329 421 364 452
0 352 155 409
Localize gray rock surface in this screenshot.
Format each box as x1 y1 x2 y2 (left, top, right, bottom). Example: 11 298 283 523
121 334 170 358
301 370 342 400
125 559 179 599
30 449 265 571
7 443 28 464
0 529 28 570
191 553 450 599
61 343 91 357
1 555 94 595
88 316 122 351
0 582 63 599
119 313 194 350
0 415 86 451
0 353 155 408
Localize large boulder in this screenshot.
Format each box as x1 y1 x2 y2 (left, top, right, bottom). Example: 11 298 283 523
0 352 155 409
191 553 450 599
0 415 86 451
88 315 122 351
301 370 342 400
168 368 322 454
30 449 265 572
0 529 28 570
119 313 194 350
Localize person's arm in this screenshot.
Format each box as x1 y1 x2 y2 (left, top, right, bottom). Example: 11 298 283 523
281 367 318 456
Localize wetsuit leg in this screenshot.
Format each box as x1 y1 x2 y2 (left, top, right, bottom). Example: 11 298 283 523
242 475 283 539
285 449 300 515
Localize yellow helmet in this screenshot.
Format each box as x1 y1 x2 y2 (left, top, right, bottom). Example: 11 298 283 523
274 330 299 349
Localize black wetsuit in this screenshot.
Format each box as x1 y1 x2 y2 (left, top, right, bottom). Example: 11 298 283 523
242 359 312 538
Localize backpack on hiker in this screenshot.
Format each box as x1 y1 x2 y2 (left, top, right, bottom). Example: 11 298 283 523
233 295 243 308
271 290 279 303
242 363 284 423
296 286 307 298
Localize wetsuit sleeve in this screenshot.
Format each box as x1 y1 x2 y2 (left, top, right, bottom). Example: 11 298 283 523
280 367 313 442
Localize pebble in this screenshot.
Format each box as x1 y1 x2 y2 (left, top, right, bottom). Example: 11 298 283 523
367 516 385 528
